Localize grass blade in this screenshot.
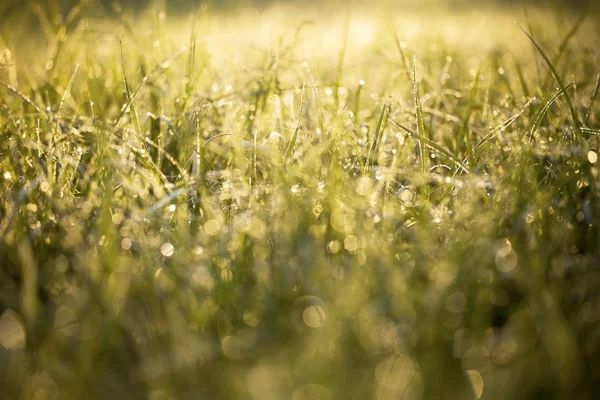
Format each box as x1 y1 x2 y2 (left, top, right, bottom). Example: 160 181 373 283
285 84 306 163
528 81 575 141
366 101 389 173
46 2 83 76
514 57 530 98
0 176 44 242
472 97 536 151
413 56 428 173
114 45 187 128
57 63 80 119
390 118 470 174
542 12 587 91
462 67 480 168
518 23 581 135
584 73 600 126
0 81 47 119
392 26 413 84
334 9 351 113
119 38 140 136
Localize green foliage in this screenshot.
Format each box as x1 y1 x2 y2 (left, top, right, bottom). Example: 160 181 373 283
1 1 600 399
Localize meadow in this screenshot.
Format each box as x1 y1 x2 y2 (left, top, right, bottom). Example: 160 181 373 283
1 0 600 398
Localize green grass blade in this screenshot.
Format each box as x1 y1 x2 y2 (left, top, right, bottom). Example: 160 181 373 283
390 118 470 174
513 57 530 98
522 3 542 81
0 81 47 119
46 2 83 77
392 26 413 84
285 84 306 163
353 80 364 125
528 81 575 141
0 176 44 242
542 12 587 91
57 63 80 119
366 101 389 173
413 56 428 174
180 21 197 112
518 23 581 135
428 55 453 134
462 67 480 168
472 96 536 151
119 38 140 136
584 73 600 126
334 9 351 113
114 46 187 128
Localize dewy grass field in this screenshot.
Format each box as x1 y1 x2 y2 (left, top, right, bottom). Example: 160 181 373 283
1 0 600 398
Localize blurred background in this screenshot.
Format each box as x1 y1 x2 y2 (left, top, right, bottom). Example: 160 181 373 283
0 0 594 16
0 0 599 399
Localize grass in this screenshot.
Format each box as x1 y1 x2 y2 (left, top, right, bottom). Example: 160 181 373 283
1 1 600 399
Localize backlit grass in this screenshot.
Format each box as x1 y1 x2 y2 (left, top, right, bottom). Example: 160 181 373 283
1 1 600 399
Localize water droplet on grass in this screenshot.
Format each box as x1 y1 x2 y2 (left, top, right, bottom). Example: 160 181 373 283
160 243 174 257
344 235 359 252
0 310 25 350
397 187 414 204
495 239 517 272
328 240 341 254
303 305 326 328
355 177 372 196
121 238 132 250
204 219 221 236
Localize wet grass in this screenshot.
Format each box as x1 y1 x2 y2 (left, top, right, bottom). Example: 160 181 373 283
1 1 600 399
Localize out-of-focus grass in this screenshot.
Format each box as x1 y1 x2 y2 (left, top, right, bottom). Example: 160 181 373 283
1 1 600 399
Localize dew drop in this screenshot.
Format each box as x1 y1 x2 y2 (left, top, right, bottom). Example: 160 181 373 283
160 243 175 257
303 306 326 328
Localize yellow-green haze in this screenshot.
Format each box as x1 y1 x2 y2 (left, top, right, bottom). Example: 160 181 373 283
1 1 599 399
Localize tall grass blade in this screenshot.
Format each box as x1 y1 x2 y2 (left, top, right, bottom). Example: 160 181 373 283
542 12 587 91
392 26 413 84
528 81 575 141
114 46 187 127
514 57 530 98
334 9 351 113
518 24 581 135
462 67 480 168
0 176 44 242
584 73 600 126
119 38 140 136
285 84 306 163
412 56 428 173
57 63 80 118
472 96 536 150
366 101 389 173
46 2 83 76
0 81 47 119
390 118 470 174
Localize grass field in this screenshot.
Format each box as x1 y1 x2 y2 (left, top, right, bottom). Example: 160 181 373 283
1 1 600 398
